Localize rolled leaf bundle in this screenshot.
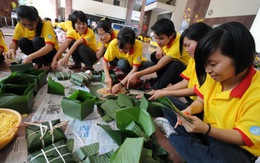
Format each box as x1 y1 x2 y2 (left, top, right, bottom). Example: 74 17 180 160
55 71 71 80
21 69 48 89
70 73 92 86
26 119 67 153
61 90 95 120
29 139 75 163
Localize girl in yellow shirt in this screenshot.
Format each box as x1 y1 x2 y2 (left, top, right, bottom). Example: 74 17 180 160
4 5 59 70
0 30 7 63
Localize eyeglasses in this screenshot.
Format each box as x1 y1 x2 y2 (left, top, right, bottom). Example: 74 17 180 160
98 33 108 38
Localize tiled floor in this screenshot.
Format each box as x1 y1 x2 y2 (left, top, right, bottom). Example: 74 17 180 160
0 26 185 162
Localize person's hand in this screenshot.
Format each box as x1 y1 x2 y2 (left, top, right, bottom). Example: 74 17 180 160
127 73 138 88
3 49 16 60
176 113 208 134
51 58 58 70
22 55 33 64
148 90 165 100
58 55 69 67
112 83 122 94
104 76 113 91
155 52 163 60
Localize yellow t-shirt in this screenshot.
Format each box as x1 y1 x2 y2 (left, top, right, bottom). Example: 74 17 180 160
13 21 59 51
0 31 8 52
66 28 97 52
97 30 118 49
65 21 73 32
195 66 260 156
180 58 197 100
103 39 146 67
163 33 190 65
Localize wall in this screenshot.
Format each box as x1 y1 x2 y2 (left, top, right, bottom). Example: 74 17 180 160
250 8 260 52
205 0 260 18
31 0 58 21
72 0 129 20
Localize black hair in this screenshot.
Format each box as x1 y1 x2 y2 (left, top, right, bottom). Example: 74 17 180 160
180 22 212 54
71 10 88 29
117 27 136 50
195 22 256 86
17 5 43 37
96 20 112 34
151 18 176 38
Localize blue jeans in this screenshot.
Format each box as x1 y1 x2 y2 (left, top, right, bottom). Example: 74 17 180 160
161 97 257 163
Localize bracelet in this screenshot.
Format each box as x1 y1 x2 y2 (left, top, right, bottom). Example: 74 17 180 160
119 82 124 87
204 123 211 135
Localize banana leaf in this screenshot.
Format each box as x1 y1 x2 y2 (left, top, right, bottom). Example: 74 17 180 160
99 99 121 120
110 137 145 163
9 62 33 72
26 119 67 153
139 93 163 117
1 72 38 93
116 107 156 137
0 83 34 114
152 97 192 123
29 139 75 163
87 83 105 98
82 150 114 163
55 71 71 80
101 71 118 84
47 77 65 95
61 90 95 120
72 142 99 162
97 124 139 145
117 94 133 107
21 69 48 89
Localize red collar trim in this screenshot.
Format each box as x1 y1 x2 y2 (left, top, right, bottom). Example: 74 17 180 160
129 46 134 55
166 37 175 48
111 31 116 39
230 66 256 98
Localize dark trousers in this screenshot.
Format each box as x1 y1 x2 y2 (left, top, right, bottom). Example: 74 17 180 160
116 58 154 74
69 41 97 69
18 37 56 66
161 97 257 163
150 51 186 89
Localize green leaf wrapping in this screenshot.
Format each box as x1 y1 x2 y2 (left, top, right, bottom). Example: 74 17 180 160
0 83 34 114
47 77 65 95
61 90 95 120
55 71 71 80
70 73 92 86
152 97 192 123
9 62 33 72
97 124 138 145
26 119 67 153
117 94 133 107
82 150 114 163
21 69 48 89
110 137 145 163
116 107 156 137
139 94 163 117
29 139 75 163
72 142 99 161
1 72 38 93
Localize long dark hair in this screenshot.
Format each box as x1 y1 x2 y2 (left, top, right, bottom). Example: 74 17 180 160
17 5 43 37
117 27 136 49
195 22 256 86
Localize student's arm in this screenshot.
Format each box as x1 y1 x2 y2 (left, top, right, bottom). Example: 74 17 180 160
3 41 18 59
102 58 112 90
96 42 105 60
51 38 73 69
155 46 165 60
149 87 195 100
127 55 173 86
59 38 84 66
22 43 54 63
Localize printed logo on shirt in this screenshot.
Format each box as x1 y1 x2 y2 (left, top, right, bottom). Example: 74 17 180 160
137 56 141 61
250 126 260 135
87 38 90 42
48 34 52 39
